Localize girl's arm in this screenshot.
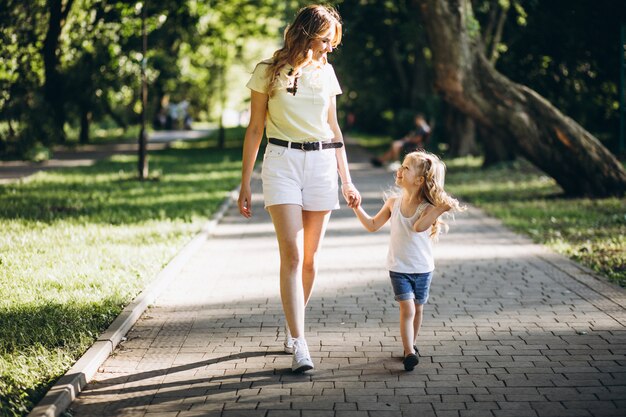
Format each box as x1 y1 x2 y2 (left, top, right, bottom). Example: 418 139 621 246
238 90 268 218
328 96 360 208
353 198 394 232
412 203 451 233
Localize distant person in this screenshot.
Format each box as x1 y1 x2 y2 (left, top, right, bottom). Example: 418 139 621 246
179 100 192 130
371 113 431 167
153 108 167 130
166 102 178 130
237 5 360 373
351 150 465 371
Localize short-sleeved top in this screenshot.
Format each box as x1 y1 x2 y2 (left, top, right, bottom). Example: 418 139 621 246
246 60 342 143
387 197 434 274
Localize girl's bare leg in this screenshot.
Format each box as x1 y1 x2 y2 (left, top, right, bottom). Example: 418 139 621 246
398 300 416 355
413 303 424 347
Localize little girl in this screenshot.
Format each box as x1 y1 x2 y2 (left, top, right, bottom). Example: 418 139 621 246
352 150 465 371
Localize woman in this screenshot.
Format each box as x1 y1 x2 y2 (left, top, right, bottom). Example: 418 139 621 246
237 4 360 373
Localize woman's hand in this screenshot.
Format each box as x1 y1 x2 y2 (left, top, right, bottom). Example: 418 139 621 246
238 183 252 218
341 183 361 209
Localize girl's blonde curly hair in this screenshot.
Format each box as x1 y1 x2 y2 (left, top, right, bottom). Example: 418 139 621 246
262 4 342 96
403 150 466 240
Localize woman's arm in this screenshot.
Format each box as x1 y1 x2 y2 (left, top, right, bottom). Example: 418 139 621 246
353 198 393 232
238 90 268 218
328 96 360 208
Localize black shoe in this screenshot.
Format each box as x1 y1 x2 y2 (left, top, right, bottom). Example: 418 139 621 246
403 353 419 371
370 157 383 167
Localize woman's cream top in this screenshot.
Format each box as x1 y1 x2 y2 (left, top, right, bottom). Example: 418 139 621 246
246 60 342 143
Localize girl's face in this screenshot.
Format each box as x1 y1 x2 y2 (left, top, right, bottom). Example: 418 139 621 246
310 25 336 62
395 159 424 189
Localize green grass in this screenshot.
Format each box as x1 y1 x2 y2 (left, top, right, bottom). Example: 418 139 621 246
0 133 245 416
444 156 626 287
352 136 625 287
348 131 393 156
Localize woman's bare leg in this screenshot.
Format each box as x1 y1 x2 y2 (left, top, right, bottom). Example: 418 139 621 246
301 210 331 305
268 204 305 339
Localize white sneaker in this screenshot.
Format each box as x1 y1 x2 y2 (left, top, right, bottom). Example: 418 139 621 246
291 338 314 373
284 324 294 354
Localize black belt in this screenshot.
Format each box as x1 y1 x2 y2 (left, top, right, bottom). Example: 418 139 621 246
268 138 343 151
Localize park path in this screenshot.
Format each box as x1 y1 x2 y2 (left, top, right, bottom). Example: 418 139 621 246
63 143 626 417
0 130 213 184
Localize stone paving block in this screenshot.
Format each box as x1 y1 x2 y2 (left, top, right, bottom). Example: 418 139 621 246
492 411 538 417
179 411 222 417
335 411 368 417
460 411 496 417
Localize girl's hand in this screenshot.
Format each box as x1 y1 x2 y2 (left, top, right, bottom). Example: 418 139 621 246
342 183 361 209
440 202 452 212
238 183 252 218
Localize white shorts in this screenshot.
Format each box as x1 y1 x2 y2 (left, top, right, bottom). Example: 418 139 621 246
261 143 340 211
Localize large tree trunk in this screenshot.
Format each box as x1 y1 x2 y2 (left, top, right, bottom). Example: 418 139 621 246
79 110 91 144
443 102 479 157
418 0 626 197
480 124 515 167
42 0 74 143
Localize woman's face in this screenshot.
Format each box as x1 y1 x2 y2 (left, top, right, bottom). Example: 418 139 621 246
309 25 336 63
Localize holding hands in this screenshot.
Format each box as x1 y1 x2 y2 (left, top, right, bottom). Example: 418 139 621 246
341 182 361 209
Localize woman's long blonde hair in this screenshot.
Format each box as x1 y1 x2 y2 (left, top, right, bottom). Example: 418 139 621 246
264 4 342 96
404 151 466 240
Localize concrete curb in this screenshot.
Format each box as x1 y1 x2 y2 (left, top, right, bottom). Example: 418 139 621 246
27 188 239 417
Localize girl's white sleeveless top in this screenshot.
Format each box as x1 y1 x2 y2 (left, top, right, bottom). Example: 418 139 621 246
386 197 435 273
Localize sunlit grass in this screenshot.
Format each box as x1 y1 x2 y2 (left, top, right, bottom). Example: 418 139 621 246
0 137 244 416
348 131 392 155
444 156 626 287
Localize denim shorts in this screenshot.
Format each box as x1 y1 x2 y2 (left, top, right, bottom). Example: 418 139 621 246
261 143 340 211
389 270 433 304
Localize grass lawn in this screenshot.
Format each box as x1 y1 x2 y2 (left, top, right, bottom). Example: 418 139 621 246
444 157 625 287
350 134 625 287
0 130 246 416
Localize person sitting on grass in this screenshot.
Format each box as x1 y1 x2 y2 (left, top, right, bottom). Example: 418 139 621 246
371 113 431 167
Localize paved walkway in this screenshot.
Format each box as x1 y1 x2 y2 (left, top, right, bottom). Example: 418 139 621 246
67 144 626 417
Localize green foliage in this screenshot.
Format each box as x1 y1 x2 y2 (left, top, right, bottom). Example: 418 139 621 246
23 142 51 163
0 0 283 157
0 138 243 416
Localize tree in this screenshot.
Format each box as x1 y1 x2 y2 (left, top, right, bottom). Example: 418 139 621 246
333 0 439 136
42 0 75 144
0 1 50 154
417 0 626 197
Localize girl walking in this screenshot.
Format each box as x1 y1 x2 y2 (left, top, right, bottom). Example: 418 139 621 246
238 5 360 373
352 151 464 371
